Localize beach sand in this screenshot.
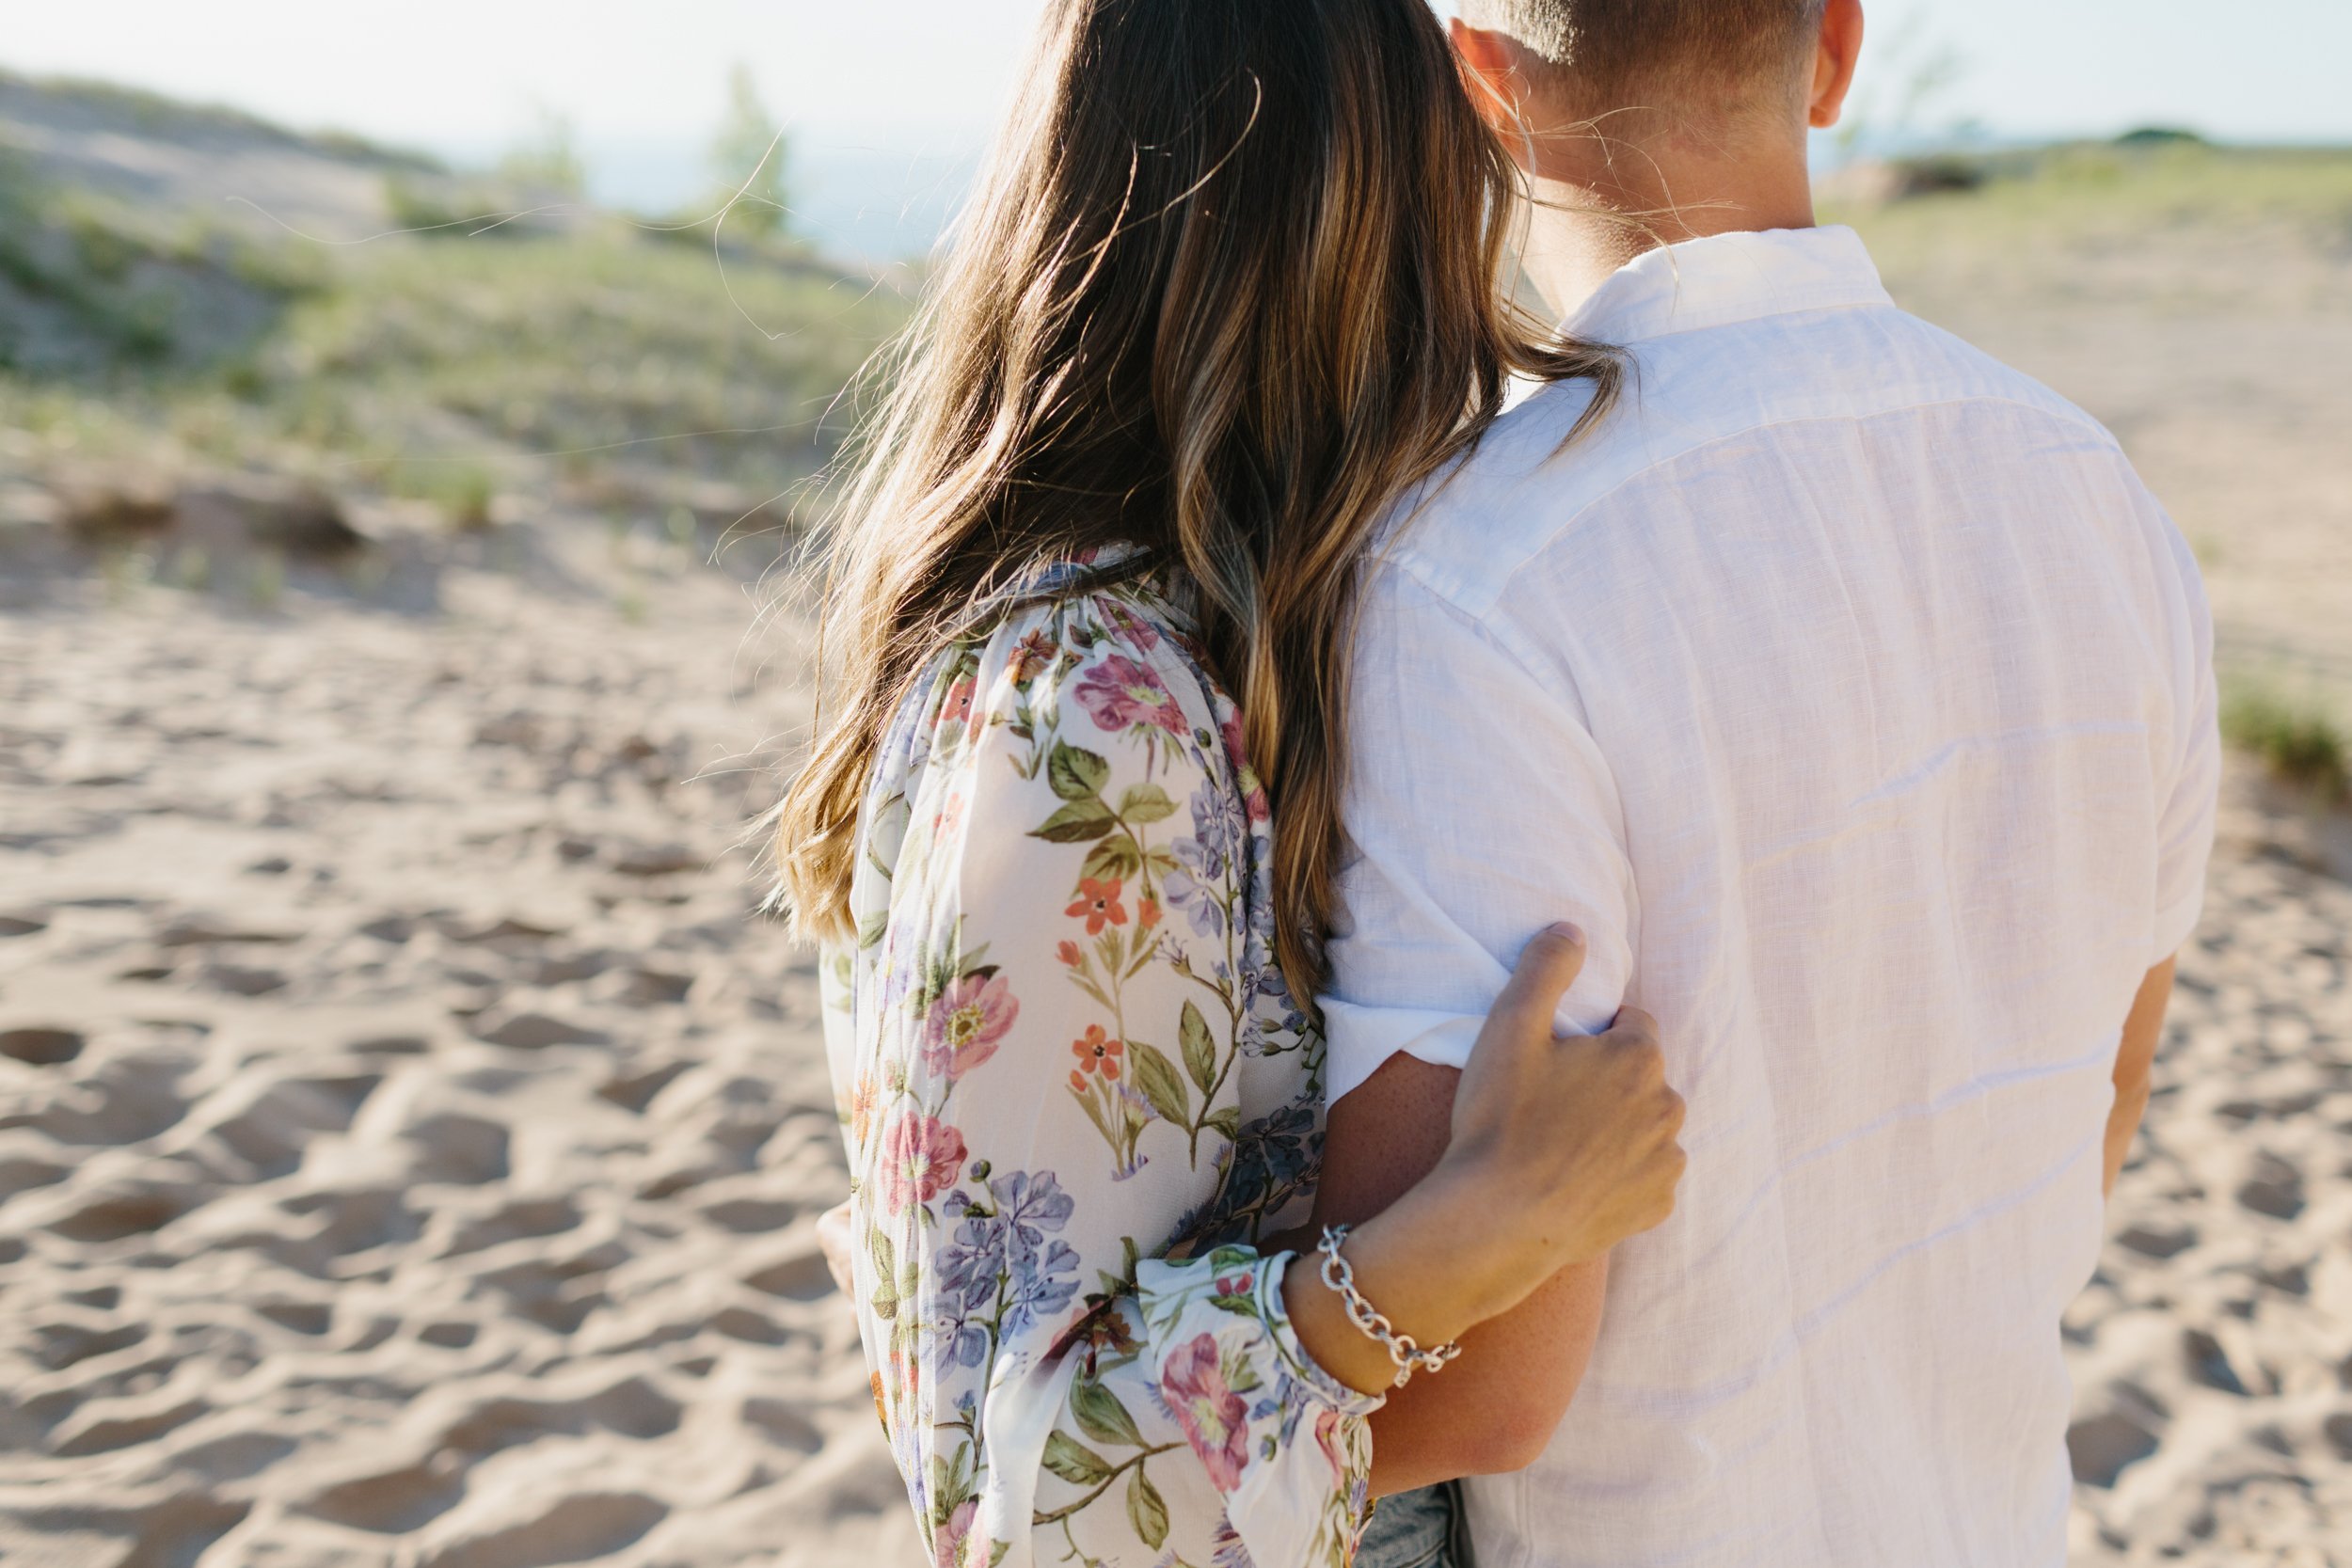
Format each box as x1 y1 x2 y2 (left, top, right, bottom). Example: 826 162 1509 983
1 509 2344 1567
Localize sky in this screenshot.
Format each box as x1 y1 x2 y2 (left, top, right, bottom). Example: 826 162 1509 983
7 1 2346 257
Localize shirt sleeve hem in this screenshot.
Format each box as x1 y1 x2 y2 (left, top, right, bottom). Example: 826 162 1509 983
1254 1252 1387 1418
1317 1003 1486 1106
2152 887 2205 965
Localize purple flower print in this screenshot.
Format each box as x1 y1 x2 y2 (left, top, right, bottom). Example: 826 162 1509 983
1074 654 1188 737
937 1207 1010 1314
936 1170 1083 1346
1166 846 1227 939
922 974 1019 1082
1002 1238 1081 1333
1160 1333 1250 1492
992 1169 1076 1254
1188 781 1241 875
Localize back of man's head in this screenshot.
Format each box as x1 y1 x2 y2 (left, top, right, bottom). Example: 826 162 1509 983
1458 0 1825 115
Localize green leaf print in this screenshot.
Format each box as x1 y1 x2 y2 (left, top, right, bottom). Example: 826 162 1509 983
1127 1466 1170 1549
869 1228 899 1318
1082 835 1144 882
1127 1039 1191 1126
1042 1431 1115 1486
1179 1001 1217 1096
1048 742 1112 801
1070 1376 1145 1449
1033 799 1118 843
1118 783 1178 823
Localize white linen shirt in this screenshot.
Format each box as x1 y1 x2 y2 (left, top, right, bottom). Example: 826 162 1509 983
1322 226 2218 1568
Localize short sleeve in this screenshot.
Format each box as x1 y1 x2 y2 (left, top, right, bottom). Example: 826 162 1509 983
2151 520 2220 961
1318 562 1637 1105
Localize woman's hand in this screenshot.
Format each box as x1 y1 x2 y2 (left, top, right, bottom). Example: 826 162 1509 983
817 1196 857 1296
1281 923 1684 1397
1438 923 1685 1278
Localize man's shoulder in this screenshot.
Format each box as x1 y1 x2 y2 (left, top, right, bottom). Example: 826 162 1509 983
1386 302 2129 624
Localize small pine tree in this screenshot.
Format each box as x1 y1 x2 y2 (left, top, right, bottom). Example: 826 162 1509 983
708 64 788 241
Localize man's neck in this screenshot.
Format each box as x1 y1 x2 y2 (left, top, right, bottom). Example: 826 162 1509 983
1513 116 1818 321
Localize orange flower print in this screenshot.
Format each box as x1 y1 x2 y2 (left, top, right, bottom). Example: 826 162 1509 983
1057 940 1084 968
849 1073 879 1148
939 675 977 733
1072 1024 1124 1081
1009 628 1058 683
1066 878 1127 935
1137 895 1162 932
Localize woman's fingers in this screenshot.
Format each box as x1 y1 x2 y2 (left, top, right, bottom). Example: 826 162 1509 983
1484 922 1587 1041
1609 1005 1659 1047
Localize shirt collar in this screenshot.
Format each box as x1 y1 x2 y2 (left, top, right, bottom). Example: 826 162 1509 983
1562 224 1892 346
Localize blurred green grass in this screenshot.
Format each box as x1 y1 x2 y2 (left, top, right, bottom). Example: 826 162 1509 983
0 153 911 518
2223 676 2349 805
1827 140 2352 314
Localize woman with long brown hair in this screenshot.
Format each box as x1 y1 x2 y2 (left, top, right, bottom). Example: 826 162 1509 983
777 3 1683 1564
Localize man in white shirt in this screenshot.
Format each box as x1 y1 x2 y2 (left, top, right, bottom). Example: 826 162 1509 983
1316 2 2221 1563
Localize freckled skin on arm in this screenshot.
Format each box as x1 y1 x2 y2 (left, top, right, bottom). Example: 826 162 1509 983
2106 959 2175 1197
1311 1052 1610 1497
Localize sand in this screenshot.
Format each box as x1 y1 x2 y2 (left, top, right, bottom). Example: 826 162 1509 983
0 529 919 1568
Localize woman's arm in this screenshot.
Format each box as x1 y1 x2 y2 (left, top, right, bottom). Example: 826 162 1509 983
839 602 1688 1564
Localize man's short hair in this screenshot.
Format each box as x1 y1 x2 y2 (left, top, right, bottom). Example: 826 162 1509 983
1459 0 1824 106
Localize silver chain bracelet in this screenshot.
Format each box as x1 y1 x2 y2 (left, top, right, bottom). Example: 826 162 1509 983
1314 1224 1463 1387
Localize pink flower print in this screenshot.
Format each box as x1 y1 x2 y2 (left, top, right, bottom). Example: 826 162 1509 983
1074 654 1187 737
1217 702 1248 766
922 974 1018 1081
1216 705 1272 821
878 1112 966 1214
1106 601 1163 652
1160 1333 1250 1493
1315 1406 1346 1484
932 1498 980 1568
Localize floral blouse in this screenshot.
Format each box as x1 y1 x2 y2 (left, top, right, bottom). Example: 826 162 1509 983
821 561 1379 1568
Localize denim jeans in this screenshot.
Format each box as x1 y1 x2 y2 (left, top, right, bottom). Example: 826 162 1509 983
1355 1482 1474 1568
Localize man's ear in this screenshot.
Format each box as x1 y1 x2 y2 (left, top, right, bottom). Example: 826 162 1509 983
1449 16 1535 157
1807 0 1866 129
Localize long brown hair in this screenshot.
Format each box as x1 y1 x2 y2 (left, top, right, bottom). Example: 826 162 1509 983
777 0 1619 995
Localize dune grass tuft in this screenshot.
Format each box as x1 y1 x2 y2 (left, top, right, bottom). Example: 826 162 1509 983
2222 678 2348 804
